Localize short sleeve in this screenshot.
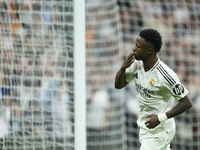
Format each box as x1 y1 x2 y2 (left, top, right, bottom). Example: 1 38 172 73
125 60 138 83
161 68 188 100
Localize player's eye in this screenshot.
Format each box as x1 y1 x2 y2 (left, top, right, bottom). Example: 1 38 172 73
135 42 140 49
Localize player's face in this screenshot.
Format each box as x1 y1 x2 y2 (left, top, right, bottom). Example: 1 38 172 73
133 37 153 60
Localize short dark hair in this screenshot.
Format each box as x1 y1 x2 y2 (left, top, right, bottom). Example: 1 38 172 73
139 28 162 53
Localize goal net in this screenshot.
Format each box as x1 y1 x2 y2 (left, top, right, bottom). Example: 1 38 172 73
0 0 74 149
86 0 126 150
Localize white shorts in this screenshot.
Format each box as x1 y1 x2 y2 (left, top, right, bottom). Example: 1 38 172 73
139 129 175 150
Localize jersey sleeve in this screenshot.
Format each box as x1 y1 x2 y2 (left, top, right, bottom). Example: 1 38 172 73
160 68 188 100
125 60 138 83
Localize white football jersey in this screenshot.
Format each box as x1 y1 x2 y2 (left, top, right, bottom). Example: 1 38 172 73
125 58 188 132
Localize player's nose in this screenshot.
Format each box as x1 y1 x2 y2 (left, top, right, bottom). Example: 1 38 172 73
133 47 136 51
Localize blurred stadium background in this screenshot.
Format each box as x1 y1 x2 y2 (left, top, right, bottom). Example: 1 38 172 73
0 0 200 150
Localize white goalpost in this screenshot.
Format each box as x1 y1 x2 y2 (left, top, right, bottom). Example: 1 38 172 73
74 0 86 150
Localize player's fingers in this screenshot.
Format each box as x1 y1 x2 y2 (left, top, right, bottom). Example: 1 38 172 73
145 123 151 128
144 121 149 125
145 122 154 129
125 57 134 67
127 52 135 60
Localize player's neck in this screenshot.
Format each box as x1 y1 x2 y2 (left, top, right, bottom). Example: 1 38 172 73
143 55 158 72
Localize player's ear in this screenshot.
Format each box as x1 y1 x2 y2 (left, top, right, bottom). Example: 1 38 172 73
147 48 153 55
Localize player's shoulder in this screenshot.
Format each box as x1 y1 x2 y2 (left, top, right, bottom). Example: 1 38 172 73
155 60 179 86
127 60 143 71
156 60 175 74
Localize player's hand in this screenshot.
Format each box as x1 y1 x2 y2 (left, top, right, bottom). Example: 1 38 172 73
121 52 135 70
144 114 160 129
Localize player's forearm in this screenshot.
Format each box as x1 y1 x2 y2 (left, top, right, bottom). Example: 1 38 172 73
114 68 127 89
165 95 193 119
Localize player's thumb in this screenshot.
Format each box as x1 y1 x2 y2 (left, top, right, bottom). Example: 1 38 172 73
145 114 152 118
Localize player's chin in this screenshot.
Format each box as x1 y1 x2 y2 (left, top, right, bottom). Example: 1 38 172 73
134 55 143 61
134 56 140 60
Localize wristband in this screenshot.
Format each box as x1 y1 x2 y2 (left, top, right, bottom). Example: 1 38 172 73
158 113 168 122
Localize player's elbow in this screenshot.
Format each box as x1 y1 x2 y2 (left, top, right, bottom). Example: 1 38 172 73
186 96 193 109
114 84 122 89
115 86 123 89
187 100 193 109
114 81 127 89
181 95 193 110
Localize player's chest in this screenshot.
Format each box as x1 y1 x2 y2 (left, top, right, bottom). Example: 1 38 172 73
133 70 163 95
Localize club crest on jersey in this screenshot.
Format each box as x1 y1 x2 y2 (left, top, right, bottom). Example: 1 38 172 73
149 79 155 87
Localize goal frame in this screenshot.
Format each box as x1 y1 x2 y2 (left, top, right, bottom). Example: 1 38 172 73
74 0 86 150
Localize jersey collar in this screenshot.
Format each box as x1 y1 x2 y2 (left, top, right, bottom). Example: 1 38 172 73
149 57 160 72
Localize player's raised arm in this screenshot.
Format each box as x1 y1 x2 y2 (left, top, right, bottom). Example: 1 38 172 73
114 52 135 89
